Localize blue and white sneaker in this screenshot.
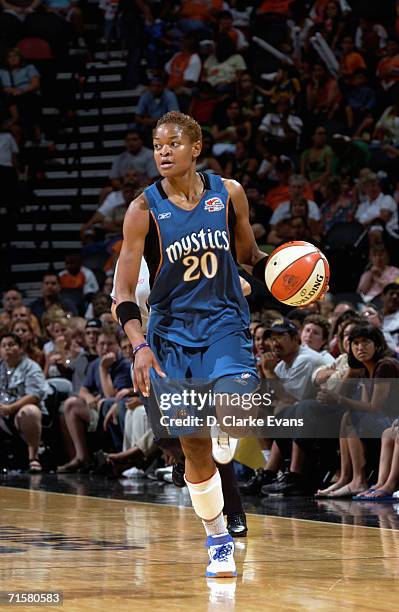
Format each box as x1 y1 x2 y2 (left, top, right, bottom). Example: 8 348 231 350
205 534 237 578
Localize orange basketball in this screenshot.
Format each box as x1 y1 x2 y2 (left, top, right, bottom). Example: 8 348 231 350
265 241 330 306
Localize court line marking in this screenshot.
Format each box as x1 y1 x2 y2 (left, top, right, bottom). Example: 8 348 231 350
2 484 399 533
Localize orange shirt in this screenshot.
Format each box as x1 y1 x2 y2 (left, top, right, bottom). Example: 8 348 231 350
59 271 85 290
167 52 192 90
180 0 223 21
342 52 366 77
258 0 293 15
265 183 314 211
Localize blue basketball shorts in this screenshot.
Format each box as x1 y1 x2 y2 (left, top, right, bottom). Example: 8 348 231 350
143 329 259 437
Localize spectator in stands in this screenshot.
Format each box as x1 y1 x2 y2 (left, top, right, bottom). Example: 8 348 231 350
29 273 78 321
376 39 399 102
189 82 218 128
245 182 271 241
300 126 333 192
80 172 141 238
268 175 321 227
360 304 396 353
178 0 223 37
0 332 47 473
253 323 266 360
355 18 388 54
318 0 346 50
135 77 179 133
220 141 258 181
257 65 301 110
109 134 157 191
319 175 353 233
0 0 41 20
195 131 222 174
164 36 201 97
301 314 335 364
374 100 399 147
217 9 248 51
355 173 399 261
0 115 19 206
104 395 156 475
0 48 41 141
211 98 252 149
58 253 99 313
318 324 399 497
357 245 399 303
11 319 44 367
11 304 41 337
257 95 303 157
330 134 370 178
235 72 264 124
268 198 321 246
42 313 69 353
339 35 366 83
203 35 246 92
254 318 328 496
41 0 85 47
87 292 112 320
57 326 131 472
2 288 22 319
264 157 314 211
354 421 399 500
344 69 376 132
306 62 342 126
381 283 399 352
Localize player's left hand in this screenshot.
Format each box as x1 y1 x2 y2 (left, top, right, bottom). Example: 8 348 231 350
133 347 166 397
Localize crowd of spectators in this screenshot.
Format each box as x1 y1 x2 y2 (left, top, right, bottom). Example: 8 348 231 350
2 1 399 507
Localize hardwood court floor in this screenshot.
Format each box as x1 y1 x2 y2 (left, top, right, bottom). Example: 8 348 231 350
1 486 399 611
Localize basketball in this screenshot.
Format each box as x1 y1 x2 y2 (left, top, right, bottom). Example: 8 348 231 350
265 241 330 306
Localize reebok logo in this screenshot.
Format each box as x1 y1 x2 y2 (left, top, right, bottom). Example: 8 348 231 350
158 212 171 220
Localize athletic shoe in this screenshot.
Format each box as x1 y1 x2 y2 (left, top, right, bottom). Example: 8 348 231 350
261 471 307 496
205 534 237 578
227 513 247 538
238 469 277 495
172 462 186 487
211 425 238 464
154 465 173 481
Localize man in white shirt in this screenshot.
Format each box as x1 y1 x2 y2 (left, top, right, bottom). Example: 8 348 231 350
80 172 140 239
269 174 321 226
109 131 158 188
258 317 328 495
257 96 303 157
355 173 399 264
355 173 398 239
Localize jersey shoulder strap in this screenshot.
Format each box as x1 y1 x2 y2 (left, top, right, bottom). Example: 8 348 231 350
201 172 225 193
143 181 166 208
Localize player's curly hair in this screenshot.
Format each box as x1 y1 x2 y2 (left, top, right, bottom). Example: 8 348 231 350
154 112 202 143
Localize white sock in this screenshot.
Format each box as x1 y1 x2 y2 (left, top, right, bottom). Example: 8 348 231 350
202 513 228 537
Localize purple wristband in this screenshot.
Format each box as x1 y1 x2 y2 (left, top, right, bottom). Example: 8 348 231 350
132 342 150 356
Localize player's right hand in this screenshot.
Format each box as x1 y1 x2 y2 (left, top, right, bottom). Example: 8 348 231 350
133 347 166 397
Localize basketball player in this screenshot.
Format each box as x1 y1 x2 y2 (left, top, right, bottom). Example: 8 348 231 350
115 111 272 578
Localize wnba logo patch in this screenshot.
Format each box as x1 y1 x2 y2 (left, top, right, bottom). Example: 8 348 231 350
204 197 224 213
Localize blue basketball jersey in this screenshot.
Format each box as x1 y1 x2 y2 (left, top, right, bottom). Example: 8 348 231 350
143 173 250 347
